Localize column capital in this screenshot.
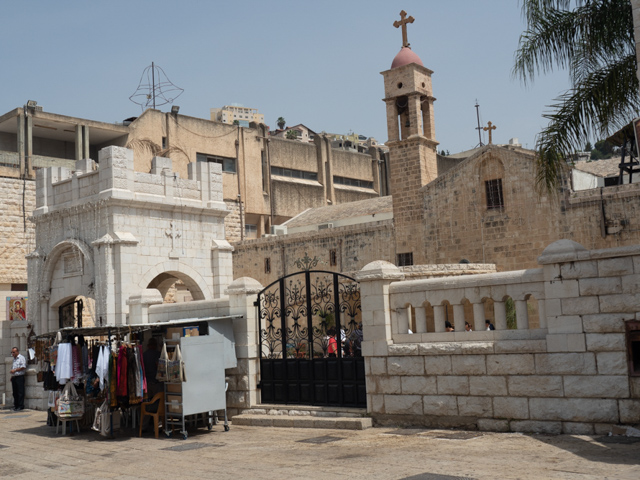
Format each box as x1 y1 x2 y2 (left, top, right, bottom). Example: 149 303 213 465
356 261 404 282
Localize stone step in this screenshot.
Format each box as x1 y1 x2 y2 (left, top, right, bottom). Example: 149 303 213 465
240 404 368 417
232 413 372 430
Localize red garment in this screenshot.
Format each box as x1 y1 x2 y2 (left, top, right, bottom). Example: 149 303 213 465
116 346 128 396
71 345 82 382
328 337 337 355
138 345 147 395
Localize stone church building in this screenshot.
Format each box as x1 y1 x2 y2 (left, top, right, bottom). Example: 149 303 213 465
233 29 640 285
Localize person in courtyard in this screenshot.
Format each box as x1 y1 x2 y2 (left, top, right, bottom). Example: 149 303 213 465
485 320 495 330
10 347 26 411
143 337 163 399
326 328 338 357
445 321 454 332
465 322 472 332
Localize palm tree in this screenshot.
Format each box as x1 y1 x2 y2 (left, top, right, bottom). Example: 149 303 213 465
277 117 286 130
285 129 299 140
513 0 640 194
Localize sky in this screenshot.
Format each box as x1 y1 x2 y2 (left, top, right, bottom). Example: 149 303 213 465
1 1 572 154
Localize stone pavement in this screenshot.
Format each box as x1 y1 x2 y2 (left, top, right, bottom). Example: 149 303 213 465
1 408 639 480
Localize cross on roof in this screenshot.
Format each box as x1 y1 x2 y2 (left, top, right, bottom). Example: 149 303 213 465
483 121 497 144
393 10 415 48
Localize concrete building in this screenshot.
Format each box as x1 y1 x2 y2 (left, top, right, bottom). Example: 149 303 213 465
571 157 640 190
270 123 316 143
232 15 640 282
210 103 265 127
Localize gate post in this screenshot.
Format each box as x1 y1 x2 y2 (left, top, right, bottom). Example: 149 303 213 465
225 277 263 415
356 261 404 412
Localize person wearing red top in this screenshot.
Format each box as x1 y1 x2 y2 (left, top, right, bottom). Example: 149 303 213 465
327 328 338 357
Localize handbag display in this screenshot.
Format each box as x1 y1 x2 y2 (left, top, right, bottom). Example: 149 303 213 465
167 345 186 383
156 343 168 382
57 381 85 419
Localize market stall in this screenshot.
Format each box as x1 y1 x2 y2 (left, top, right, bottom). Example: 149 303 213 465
35 315 239 439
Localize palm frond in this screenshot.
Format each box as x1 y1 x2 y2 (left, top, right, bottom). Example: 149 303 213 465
125 138 162 156
514 0 633 84
534 52 640 194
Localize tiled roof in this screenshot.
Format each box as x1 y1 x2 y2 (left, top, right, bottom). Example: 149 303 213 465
573 157 622 177
284 196 392 228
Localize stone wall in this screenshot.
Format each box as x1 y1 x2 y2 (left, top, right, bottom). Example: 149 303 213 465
0 177 35 284
356 240 640 433
28 147 233 334
422 146 640 271
233 221 395 286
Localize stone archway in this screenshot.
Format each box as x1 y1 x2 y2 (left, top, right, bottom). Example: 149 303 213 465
138 262 210 302
39 239 95 296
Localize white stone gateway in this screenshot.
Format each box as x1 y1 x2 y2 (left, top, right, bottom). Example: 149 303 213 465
27 146 233 333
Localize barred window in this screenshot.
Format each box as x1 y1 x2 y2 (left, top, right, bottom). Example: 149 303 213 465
397 252 413 267
330 250 337 266
264 258 271 274
271 166 317 181
196 153 236 173
485 178 504 209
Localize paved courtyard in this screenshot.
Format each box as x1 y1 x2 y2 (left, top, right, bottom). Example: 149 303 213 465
1 408 639 479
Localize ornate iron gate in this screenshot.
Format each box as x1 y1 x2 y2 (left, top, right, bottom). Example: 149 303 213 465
59 298 83 329
256 262 365 407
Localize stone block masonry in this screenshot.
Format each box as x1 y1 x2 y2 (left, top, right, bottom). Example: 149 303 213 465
356 240 640 432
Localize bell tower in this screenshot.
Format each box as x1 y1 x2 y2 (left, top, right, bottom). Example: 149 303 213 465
381 10 438 265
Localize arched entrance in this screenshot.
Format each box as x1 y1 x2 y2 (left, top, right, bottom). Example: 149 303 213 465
257 268 365 407
145 270 205 303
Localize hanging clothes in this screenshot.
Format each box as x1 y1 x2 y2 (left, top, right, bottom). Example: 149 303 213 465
71 345 82 383
96 345 110 391
127 347 142 405
116 345 128 397
55 343 73 384
82 343 89 375
138 345 147 397
109 352 118 407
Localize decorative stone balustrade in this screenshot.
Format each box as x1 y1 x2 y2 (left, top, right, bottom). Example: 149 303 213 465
389 268 546 342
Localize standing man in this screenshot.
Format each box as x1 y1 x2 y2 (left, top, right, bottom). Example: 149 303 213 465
10 347 26 411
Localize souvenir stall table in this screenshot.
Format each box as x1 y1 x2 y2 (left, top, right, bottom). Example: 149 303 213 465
36 315 239 439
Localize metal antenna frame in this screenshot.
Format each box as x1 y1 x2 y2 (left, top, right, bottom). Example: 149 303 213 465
129 62 184 110
474 100 484 148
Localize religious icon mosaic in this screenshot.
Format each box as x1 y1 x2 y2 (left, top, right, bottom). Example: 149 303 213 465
7 297 27 322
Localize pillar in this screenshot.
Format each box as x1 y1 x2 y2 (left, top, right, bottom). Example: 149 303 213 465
126 289 163 324
212 239 234 298
17 114 25 175
407 93 422 137
226 277 264 410
494 301 507 330
473 302 486 330
415 306 427 333
395 307 409 334
75 125 83 161
83 125 90 160
515 300 529 330
538 299 547 329
453 304 465 332
433 305 446 332
25 113 33 176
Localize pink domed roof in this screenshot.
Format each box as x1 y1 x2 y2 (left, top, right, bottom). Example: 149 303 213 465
391 46 423 69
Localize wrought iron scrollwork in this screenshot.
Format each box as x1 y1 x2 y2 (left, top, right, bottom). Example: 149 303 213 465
258 286 282 359
258 270 362 361
294 252 319 271
284 278 308 358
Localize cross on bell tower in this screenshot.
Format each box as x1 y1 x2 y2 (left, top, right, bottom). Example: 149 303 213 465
381 11 439 266
393 10 414 47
